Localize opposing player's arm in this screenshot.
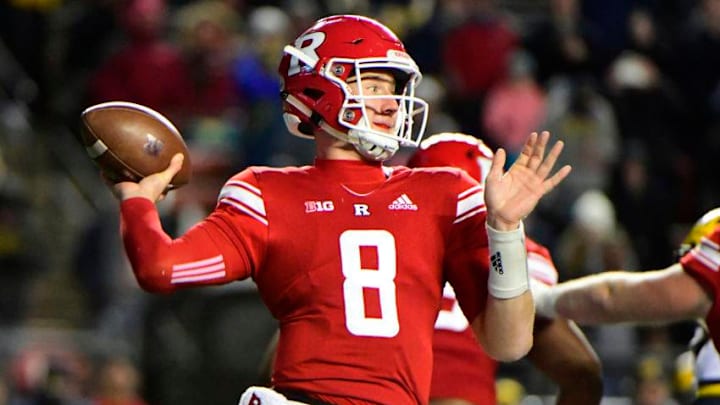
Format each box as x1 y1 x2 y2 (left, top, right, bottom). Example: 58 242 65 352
535 264 712 324
526 318 603 405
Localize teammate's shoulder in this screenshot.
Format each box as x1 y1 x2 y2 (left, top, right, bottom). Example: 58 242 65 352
403 166 479 191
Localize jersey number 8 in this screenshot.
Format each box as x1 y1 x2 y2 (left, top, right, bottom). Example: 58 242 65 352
340 230 400 338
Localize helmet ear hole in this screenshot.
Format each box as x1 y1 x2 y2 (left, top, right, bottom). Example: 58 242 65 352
298 122 315 136
303 88 324 100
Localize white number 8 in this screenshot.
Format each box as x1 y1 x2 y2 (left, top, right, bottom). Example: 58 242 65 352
340 230 399 337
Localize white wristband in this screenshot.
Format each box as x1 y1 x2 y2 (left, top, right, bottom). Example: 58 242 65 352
529 278 559 318
486 221 529 299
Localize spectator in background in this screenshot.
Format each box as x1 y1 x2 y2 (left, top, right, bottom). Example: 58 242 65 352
537 76 620 233
605 52 689 268
482 49 546 165
53 0 120 125
8 344 91 405
230 5 314 166
625 7 676 77
441 0 519 137
403 0 470 76
91 357 147 405
495 378 526 405
523 0 603 87
173 0 242 118
0 0 59 113
674 0 720 132
0 144 46 326
171 0 245 228
607 142 678 270
87 0 192 125
555 188 638 281
675 0 720 216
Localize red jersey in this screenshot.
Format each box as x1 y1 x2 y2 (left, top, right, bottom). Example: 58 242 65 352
431 239 557 404
120 159 491 405
680 224 720 352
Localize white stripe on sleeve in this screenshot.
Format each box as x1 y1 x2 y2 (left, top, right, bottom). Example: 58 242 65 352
693 239 720 271
454 186 486 224
218 180 268 226
171 255 227 284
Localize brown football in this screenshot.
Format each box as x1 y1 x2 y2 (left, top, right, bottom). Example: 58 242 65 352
79 101 192 189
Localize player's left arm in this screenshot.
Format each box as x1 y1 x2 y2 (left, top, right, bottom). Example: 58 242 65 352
526 318 603 405
477 131 571 361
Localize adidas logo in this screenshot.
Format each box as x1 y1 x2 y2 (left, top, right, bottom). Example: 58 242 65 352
388 194 418 210
490 252 504 275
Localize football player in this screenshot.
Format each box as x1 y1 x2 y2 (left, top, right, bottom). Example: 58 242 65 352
407 133 602 405
107 15 571 405
690 325 720 404
534 207 720 404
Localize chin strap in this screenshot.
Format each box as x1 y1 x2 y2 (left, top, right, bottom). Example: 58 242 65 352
352 129 399 161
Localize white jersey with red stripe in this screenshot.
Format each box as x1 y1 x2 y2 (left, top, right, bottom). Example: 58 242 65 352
120 159 492 405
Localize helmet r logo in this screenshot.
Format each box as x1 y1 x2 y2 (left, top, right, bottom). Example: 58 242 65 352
288 32 326 76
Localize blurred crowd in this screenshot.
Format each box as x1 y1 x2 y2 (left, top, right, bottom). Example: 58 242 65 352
0 0 719 404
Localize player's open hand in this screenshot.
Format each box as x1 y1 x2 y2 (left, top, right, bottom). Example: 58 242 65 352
484 131 571 230
108 153 185 202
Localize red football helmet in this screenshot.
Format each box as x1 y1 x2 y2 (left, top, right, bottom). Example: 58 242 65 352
278 15 428 161
406 132 494 183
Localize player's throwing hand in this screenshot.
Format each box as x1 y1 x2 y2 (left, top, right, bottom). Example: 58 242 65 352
111 153 185 202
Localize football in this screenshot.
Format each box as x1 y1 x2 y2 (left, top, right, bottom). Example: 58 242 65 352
79 101 192 189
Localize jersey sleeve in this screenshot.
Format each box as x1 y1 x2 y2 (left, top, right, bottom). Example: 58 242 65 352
680 225 720 295
442 173 490 323
120 169 267 293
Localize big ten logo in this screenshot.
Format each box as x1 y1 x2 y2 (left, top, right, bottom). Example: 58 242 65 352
305 200 335 213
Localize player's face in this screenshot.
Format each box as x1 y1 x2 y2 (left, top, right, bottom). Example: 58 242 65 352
347 71 399 134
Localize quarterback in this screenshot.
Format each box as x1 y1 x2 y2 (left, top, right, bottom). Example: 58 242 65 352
108 15 570 405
